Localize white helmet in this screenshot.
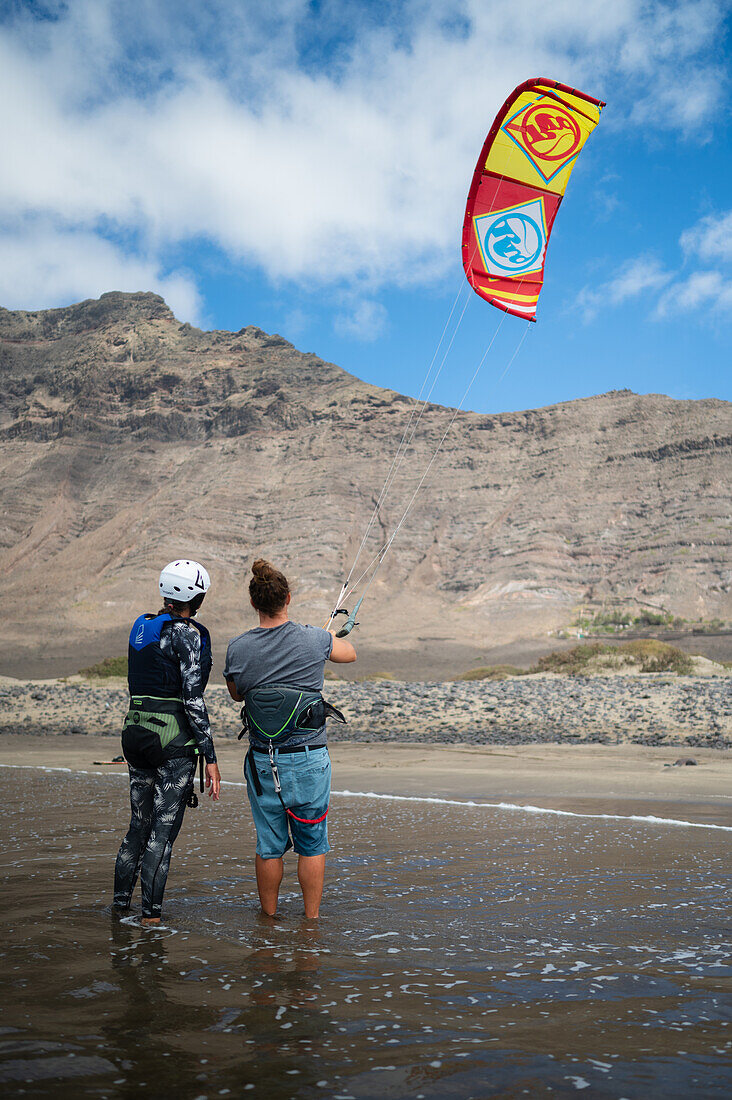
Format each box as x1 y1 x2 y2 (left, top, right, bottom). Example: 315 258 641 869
159 559 211 602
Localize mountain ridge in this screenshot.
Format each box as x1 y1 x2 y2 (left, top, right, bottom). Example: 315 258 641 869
1 292 730 679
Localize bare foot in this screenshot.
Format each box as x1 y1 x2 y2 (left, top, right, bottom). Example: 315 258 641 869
141 917 161 927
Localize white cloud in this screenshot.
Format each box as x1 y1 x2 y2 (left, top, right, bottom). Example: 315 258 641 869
680 209 732 264
629 71 720 132
576 257 672 319
334 299 388 342
0 222 201 321
657 208 732 318
577 206 732 322
0 0 728 314
604 258 673 303
656 270 732 317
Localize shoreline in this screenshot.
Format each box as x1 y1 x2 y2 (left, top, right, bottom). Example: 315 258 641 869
2 735 730 827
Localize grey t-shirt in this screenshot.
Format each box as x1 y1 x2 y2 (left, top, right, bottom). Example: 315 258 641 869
224 621 334 748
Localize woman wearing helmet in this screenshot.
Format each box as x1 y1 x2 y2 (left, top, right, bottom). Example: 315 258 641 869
113 559 221 925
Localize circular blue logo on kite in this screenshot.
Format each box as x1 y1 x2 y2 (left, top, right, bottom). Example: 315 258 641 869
486 213 542 273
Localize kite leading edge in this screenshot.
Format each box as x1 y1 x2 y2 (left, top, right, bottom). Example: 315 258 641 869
462 77 605 321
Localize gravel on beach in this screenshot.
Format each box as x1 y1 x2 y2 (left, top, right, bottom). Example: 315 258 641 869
1 673 730 748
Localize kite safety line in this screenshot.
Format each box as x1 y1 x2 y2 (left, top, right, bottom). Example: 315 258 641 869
331 281 474 617
327 77 605 635
333 319 531 622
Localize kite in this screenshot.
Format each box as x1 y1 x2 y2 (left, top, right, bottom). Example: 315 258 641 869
462 78 605 321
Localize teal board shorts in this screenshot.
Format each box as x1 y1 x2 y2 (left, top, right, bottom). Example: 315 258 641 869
245 745 331 858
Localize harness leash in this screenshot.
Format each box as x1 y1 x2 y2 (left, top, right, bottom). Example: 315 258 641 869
268 742 330 825
244 745 330 825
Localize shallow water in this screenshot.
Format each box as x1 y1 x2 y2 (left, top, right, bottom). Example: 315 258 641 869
1 768 730 1098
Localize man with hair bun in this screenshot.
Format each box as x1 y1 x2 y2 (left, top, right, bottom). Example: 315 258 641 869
225 559 356 919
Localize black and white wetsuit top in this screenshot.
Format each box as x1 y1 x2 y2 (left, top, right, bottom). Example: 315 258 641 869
128 612 216 764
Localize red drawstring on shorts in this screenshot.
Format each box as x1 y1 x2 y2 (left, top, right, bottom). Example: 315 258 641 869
286 804 329 824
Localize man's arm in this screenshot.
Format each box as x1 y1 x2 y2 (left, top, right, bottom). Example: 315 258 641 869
328 632 357 663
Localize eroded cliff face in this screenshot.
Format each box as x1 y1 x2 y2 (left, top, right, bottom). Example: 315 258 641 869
1 291 730 677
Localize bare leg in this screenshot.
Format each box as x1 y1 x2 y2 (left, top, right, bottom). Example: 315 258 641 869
297 854 326 918
255 855 284 916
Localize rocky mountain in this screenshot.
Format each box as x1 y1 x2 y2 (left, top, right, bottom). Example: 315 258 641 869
1 291 730 679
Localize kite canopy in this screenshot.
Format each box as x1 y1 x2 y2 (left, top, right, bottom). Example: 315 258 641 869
462 78 605 321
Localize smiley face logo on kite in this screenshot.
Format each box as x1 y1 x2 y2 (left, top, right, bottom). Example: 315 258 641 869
473 197 548 279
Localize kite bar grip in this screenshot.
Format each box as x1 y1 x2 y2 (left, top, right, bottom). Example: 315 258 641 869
335 596 364 638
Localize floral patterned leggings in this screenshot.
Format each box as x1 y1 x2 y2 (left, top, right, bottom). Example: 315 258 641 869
113 756 195 919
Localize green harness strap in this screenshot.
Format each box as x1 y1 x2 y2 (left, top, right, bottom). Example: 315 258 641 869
124 695 196 751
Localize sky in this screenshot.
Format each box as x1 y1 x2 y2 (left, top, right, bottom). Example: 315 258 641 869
1 0 730 415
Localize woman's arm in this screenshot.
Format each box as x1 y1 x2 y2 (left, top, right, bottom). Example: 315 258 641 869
170 622 216 759
328 632 357 663
226 677 244 702
170 622 220 797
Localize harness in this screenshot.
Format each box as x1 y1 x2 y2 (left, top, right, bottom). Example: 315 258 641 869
122 613 212 784
238 684 346 825
124 693 194 751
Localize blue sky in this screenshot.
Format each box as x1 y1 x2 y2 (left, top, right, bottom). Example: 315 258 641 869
1 0 730 414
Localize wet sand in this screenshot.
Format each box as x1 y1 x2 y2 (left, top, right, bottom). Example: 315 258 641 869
1 734 731 825
1 745 730 1098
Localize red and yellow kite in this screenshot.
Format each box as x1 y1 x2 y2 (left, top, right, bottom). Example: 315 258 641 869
462 78 605 321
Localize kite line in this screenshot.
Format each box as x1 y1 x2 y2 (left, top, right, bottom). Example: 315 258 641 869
325 164 524 630
327 317 531 633
327 77 605 635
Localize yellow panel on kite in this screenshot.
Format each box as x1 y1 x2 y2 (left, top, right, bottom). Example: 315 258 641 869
484 84 603 196
475 280 542 318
